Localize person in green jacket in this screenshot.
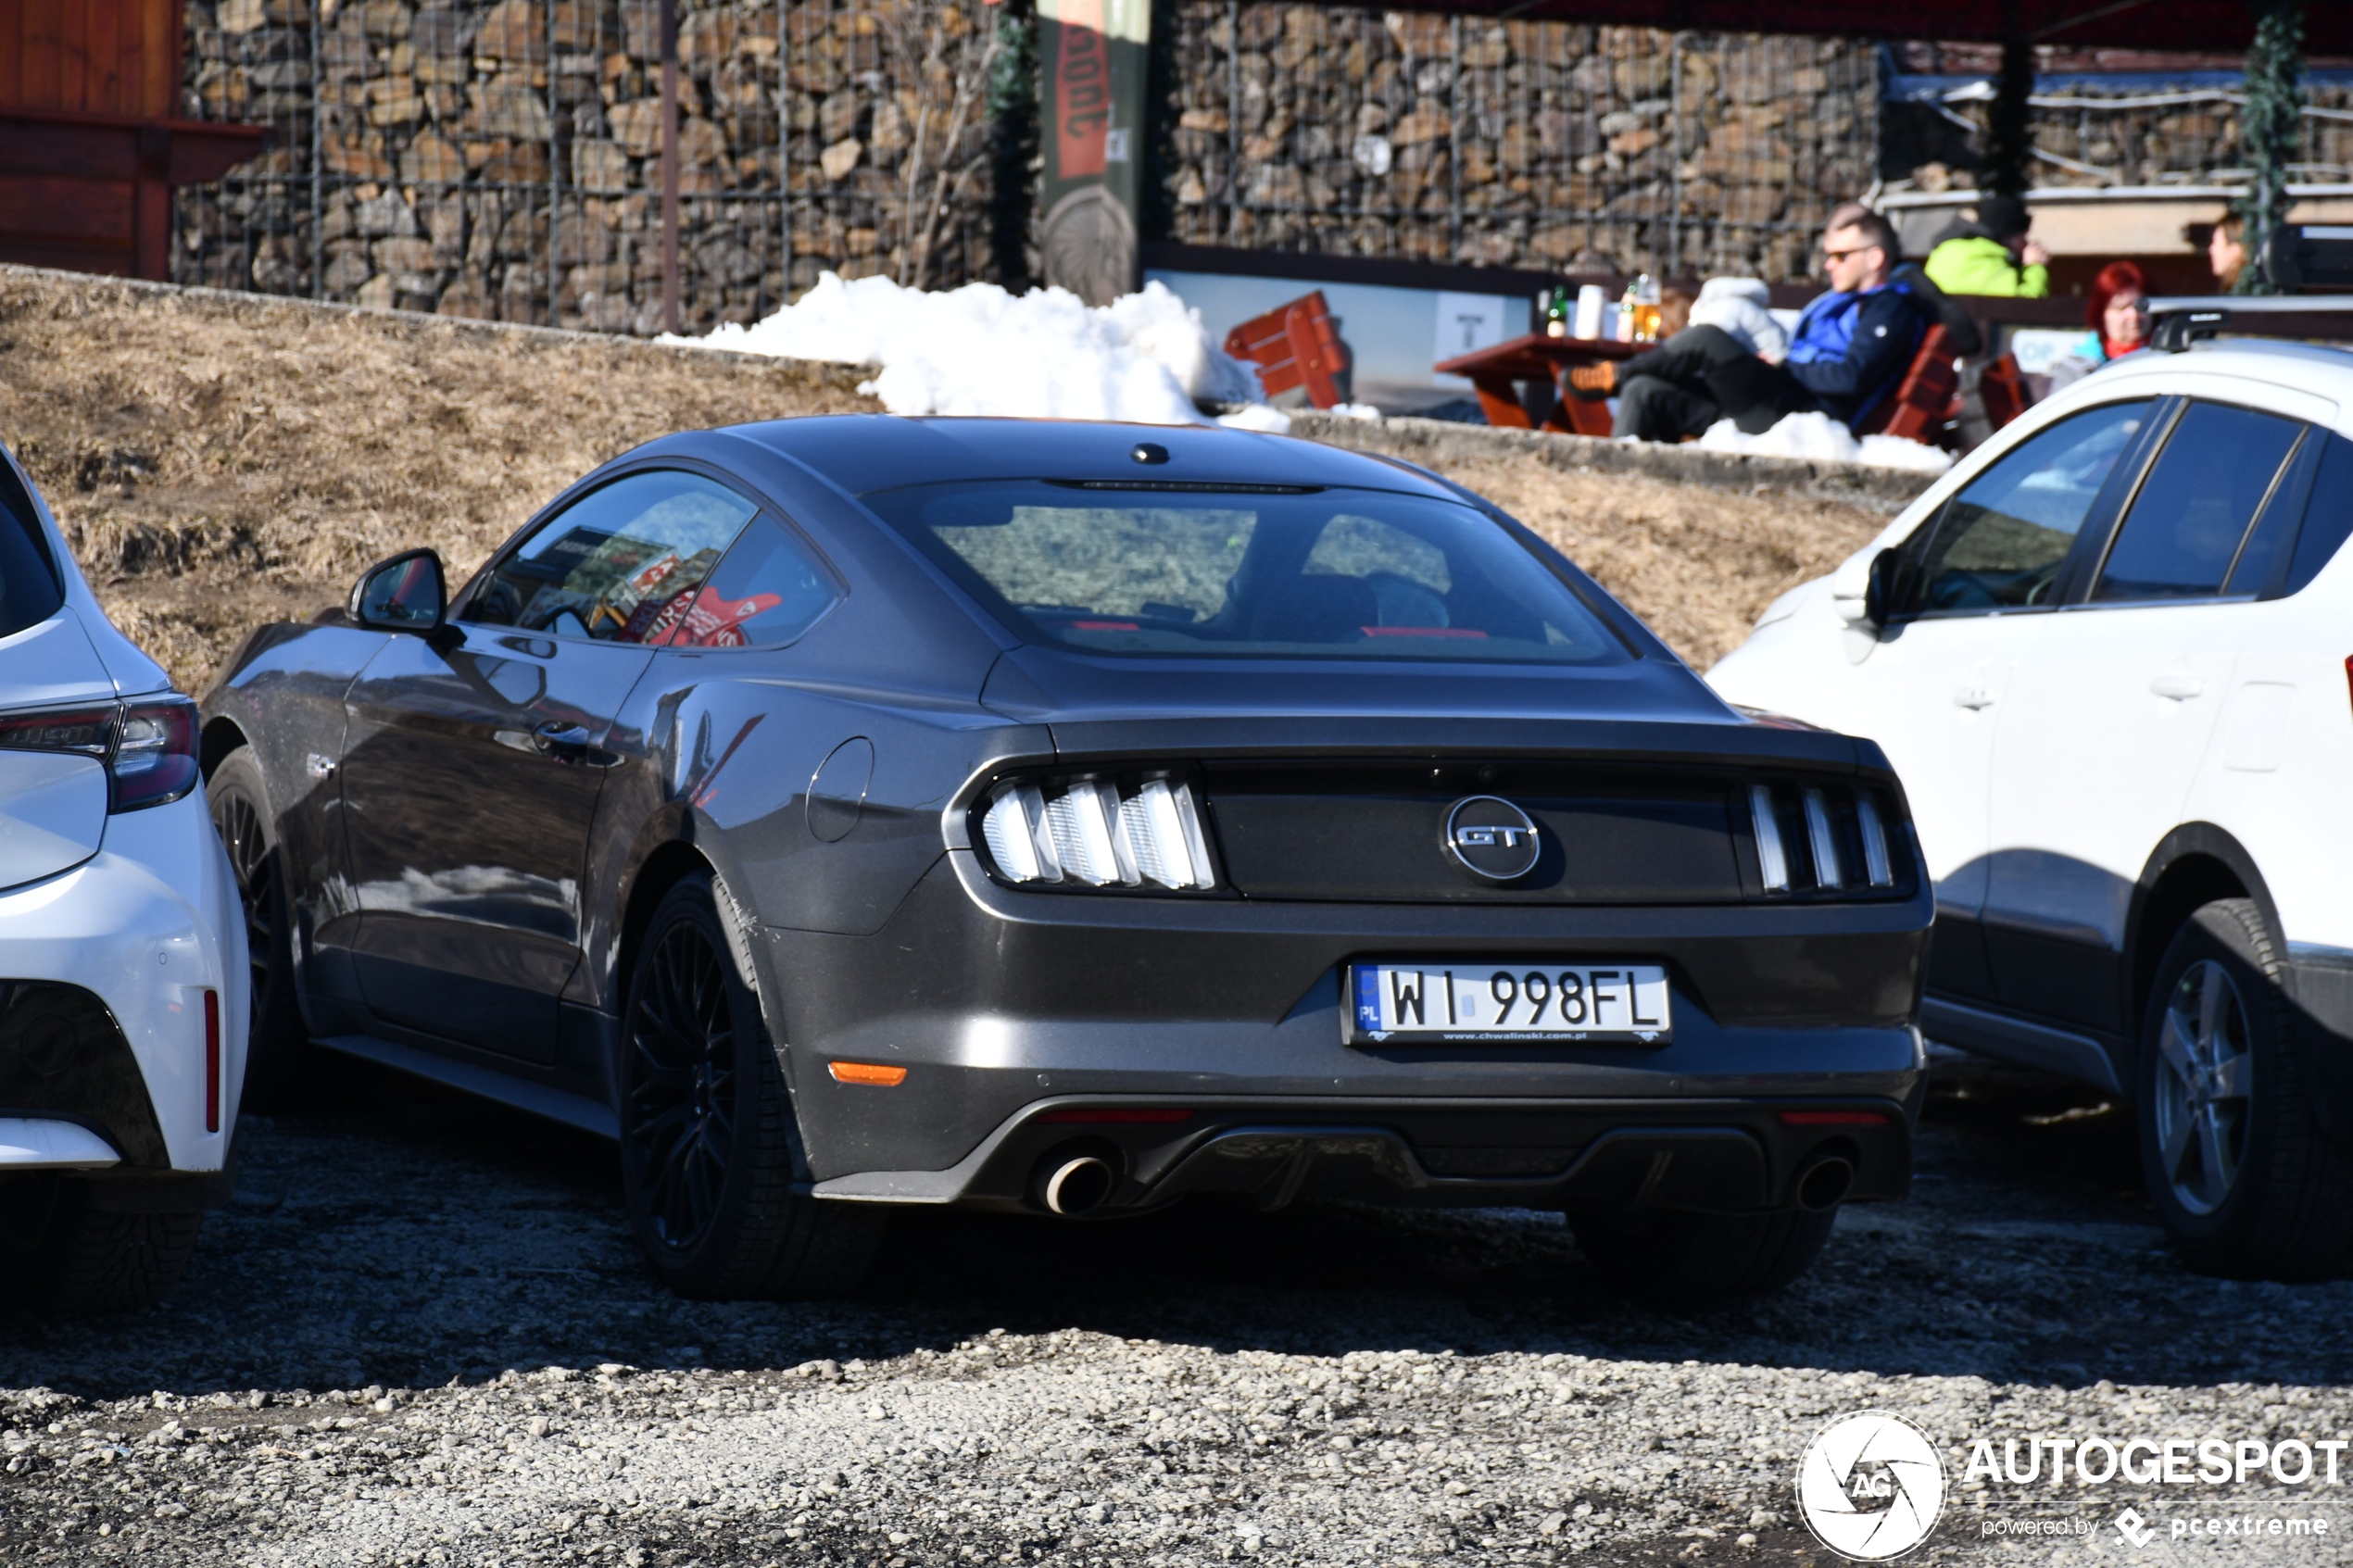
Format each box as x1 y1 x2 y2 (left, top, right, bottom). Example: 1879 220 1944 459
1922 195 2051 297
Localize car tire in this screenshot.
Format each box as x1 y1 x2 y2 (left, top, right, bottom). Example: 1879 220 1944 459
207 748 309 1109
2136 897 2353 1280
1 1176 202 1313
618 872 884 1300
1568 1206 1837 1302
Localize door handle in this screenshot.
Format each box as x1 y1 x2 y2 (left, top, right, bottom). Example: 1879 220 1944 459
1952 685 1996 710
532 720 596 758
2150 672 2204 701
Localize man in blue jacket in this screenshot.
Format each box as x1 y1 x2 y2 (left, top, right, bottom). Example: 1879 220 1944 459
1566 210 1929 443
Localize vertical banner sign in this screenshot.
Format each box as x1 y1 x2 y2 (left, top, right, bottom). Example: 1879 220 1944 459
1038 0 1150 306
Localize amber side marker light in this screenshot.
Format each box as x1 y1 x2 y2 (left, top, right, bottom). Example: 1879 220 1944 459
1778 1110 1889 1126
829 1061 908 1086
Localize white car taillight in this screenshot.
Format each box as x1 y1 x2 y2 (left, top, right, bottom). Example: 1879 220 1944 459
981 775 1217 890
0 696 199 811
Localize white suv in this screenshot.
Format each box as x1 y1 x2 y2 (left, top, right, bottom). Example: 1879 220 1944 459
0 444 248 1311
1709 337 2353 1279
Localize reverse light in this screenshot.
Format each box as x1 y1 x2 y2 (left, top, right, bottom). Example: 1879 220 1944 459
0 696 200 811
979 774 1218 890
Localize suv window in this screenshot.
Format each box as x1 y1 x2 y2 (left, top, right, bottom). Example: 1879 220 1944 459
1903 400 2152 616
2091 402 2303 603
465 470 760 641
0 458 64 640
2282 431 2353 597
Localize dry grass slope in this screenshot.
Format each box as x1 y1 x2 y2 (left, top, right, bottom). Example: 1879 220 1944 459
0 267 1885 690
0 269 877 687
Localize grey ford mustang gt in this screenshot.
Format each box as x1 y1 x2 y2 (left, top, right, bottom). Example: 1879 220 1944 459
200 417 1929 1302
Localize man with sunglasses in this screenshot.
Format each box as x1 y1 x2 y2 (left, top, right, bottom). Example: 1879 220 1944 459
1566 209 1929 445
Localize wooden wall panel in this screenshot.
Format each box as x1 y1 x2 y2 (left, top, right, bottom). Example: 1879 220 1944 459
4 0 181 120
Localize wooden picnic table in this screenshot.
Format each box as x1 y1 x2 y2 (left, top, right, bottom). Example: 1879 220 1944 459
1435 333 1648 437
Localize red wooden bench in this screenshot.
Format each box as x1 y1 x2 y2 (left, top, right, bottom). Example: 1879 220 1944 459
1855 323 1960 444
1223 291 1353 410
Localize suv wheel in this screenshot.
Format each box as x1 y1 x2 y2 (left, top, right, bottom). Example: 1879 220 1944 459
618 872 884 1300
2138 898 2353 1278
0 1175 202 1314
208 748 310 1107
1569 1206 1836 1302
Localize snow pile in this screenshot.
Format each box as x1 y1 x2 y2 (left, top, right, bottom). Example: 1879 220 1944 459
671 272 1280 429
1694 410 1954 473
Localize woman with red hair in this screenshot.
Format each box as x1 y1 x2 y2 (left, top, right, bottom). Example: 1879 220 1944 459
2048 260 2150 389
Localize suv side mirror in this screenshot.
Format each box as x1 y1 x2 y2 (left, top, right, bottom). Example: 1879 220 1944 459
350 549 447 633
1861 547 1902 631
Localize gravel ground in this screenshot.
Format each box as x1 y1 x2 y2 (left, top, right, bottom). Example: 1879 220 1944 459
6 1051 2352 1568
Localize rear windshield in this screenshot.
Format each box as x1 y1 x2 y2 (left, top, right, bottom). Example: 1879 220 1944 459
862 482 1632 665
0 459 63 641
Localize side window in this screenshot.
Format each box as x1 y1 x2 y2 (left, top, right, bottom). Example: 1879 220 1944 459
661 514 841 648
0 459 64 640
1903 400 2152 616
2092 402 2304 603
464 470 760 641
2281 432 2353 597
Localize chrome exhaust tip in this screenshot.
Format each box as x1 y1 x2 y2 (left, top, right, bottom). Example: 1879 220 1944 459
1041 1155 1114 1217
1794 1154 1856 1212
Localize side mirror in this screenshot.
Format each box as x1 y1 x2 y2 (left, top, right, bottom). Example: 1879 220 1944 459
1860 547 1902 631
350 549 447 633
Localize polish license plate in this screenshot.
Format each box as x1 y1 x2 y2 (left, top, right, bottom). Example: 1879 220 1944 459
1348 960 1671 1044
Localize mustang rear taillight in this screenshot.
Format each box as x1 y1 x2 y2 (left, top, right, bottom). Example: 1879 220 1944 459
979 774 1218 890
0 696 201 811
1748 781 1901 896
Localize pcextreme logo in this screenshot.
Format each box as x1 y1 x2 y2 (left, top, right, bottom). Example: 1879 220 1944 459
1796 1411 1949 1561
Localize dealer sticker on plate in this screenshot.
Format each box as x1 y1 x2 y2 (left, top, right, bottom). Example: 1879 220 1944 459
1348 960 1671 1044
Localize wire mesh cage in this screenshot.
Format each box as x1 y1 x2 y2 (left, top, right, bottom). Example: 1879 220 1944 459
177 0 1006 332
1165 6 1881 283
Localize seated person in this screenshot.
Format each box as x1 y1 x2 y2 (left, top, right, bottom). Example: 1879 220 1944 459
1923 195 2050 298
1685 277 1788 362
2046 259 2150 391
1566 211 1928 443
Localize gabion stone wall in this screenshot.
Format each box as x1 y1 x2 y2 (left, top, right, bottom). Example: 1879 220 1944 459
179 0 1007 332
1164 7 1880 283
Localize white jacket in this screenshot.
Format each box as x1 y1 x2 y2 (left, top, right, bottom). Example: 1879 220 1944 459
1689 277 1789 364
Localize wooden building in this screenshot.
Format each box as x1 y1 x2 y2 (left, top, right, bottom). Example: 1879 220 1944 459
2 0 267 280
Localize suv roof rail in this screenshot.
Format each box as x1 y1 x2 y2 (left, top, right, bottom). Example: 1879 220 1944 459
2147 295 2353 352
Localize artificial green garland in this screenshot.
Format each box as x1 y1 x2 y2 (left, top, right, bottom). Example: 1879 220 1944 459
2236 0 2306 295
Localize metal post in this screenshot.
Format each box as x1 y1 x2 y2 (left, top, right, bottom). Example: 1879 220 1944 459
1225 0 1239 245
547 0 560 325
1667 36 1681 279
1448 14 1462 264
310 0 323 298
661 0 683 333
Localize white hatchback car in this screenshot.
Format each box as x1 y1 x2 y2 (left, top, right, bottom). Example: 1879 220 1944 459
0 444 247 1311
1709 334 2353 1279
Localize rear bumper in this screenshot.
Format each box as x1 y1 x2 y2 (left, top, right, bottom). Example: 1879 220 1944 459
812 1095 1913 1215
764 854 1931 1187
0 792 247 1173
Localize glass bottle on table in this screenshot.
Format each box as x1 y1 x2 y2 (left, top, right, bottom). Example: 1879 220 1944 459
1543 286 1569 338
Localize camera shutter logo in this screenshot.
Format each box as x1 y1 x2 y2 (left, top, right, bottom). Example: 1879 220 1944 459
1796 1411 1946 1561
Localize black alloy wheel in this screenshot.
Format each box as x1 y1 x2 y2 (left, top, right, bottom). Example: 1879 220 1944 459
617 872 885 1300
625 915 739 1256
205 749 308 1107
2136 898 2353 1279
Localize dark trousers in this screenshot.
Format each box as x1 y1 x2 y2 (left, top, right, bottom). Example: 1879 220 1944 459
1610 324 1818 442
